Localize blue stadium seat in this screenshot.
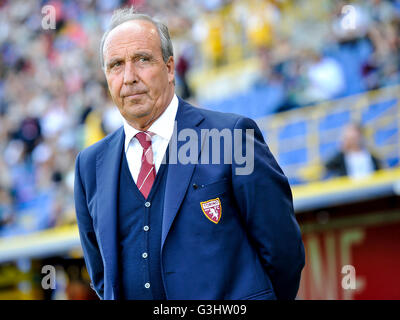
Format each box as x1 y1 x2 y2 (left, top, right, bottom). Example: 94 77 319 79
374 126 398 146
278 147 308 166
278 121 307 140
319 110 351 131
361 99 398 124
203 85 285 118
386 157 400 168
319 141 341 161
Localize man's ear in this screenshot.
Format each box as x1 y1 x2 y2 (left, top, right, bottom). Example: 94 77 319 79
166 56 175 84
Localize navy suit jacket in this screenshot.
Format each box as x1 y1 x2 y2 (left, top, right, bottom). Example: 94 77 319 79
74 97 305 300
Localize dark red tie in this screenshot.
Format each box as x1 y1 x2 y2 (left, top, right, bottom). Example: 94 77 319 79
135 131 156 199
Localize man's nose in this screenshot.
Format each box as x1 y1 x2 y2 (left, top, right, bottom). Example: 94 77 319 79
123 61 139 85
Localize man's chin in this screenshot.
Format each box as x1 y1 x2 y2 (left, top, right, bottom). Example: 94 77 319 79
122 106 152 123
123 102 149 115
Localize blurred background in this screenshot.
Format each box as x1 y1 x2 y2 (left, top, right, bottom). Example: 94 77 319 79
0 0 400 299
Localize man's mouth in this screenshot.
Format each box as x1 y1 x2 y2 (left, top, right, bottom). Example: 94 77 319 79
123 92 146 99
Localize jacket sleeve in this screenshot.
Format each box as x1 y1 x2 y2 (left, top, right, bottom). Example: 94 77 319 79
231 117 305 300
325 152 346 177
74 152 105 299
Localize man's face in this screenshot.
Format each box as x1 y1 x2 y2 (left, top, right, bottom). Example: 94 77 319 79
103 20 175 129
342 125 362 152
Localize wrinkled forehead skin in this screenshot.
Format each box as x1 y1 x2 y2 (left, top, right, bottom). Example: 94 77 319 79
103 19 163 66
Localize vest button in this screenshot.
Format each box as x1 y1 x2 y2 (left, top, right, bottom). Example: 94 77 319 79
144 282 150 289
145 201 151 208
142 252 148 259
143 225 149 231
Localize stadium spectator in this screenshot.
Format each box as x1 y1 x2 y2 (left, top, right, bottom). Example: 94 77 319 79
304 51 346 103
175 49 193 100
325 123 382 179
0 185 14 231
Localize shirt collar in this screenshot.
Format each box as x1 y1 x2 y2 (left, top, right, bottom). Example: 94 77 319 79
123 93 179 152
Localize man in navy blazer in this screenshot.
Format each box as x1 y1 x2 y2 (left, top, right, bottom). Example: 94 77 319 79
74 8 305 300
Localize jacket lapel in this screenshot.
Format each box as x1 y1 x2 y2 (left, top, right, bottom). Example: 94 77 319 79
96 127 124 299
94 99 205 295
161 99 205 249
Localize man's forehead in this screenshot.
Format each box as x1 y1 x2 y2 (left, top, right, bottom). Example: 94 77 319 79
104 20 160 55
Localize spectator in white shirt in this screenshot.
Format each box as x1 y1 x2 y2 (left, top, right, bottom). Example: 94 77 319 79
325 123 381 179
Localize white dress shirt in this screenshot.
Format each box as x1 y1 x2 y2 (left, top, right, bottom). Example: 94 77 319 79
123 94 178 184
344 150 375 180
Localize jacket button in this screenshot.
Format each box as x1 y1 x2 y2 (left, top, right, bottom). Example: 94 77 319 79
145 201 151 207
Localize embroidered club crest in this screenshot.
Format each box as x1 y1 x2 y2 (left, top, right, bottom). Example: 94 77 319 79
200 198 222 224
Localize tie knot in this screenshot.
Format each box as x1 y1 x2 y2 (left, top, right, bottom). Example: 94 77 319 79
135 131 153 149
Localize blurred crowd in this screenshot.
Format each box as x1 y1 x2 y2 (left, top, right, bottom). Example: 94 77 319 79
191 0 400 112
0 0 399 234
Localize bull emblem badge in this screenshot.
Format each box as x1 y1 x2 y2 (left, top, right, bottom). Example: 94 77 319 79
200 198 222 224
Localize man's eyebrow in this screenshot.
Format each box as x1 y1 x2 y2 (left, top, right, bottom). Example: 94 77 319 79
132 52 153 59
106 52 155 68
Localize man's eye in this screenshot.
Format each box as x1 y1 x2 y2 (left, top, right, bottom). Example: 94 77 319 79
108 62 121 70
139 57 149 62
